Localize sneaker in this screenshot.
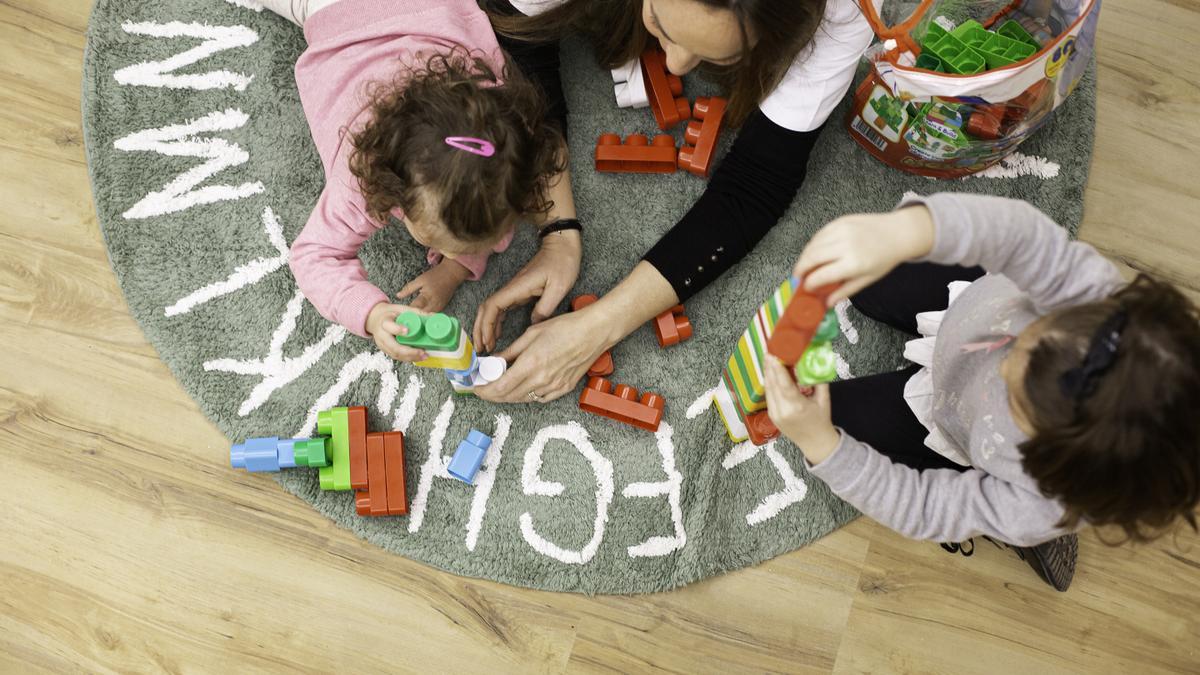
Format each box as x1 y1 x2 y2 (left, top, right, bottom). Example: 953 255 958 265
1012 534 1078 592
939 539 976 556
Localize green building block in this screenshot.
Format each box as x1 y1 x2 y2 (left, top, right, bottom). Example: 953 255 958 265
915 52 946 72
815 309 840 343
998 19 1040 49
979 33 1036 68
921 23 986 75
316 407 352 491
292 437 329 468
394 312 461 352
795 342 838 386
951 20 990 48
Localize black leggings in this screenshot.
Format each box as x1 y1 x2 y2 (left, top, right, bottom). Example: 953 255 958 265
828 262 985 473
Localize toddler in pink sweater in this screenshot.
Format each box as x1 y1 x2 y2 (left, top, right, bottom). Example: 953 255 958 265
266 0 565 361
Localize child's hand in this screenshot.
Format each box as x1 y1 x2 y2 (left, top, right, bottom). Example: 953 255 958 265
793 205 936 305
365 302 430 363
396 259 471 314
762 355 841 464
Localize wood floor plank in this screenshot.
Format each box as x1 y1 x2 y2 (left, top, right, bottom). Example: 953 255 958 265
3 0 1199 671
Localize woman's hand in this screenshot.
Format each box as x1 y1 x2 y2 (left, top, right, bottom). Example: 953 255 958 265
473 229 582 353
473 304 612 404
793 205 936 305
762 355 840 464
365 301 429 362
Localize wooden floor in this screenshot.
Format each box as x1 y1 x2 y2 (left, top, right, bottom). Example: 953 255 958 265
2 0 1198 672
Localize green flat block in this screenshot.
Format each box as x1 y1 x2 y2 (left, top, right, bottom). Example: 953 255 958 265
927 32 986 75
951 20 989 48
915 53 946 72
980 33 1036 68
922 21 949 46
316 407 351 491
998 19 1039 49
394 312 461 352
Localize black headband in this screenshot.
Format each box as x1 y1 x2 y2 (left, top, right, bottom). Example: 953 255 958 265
1059 310 1128 402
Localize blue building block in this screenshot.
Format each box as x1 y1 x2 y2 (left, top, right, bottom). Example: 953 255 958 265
447 430 492 484
231 436 328 472
444 355 479 388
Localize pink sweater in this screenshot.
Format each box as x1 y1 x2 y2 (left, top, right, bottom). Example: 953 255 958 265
288 0 512 338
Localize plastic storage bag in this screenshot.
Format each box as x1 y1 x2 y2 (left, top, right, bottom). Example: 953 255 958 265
847 0 1100 177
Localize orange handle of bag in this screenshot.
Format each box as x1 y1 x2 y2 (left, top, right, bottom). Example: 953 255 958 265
858 0 936 59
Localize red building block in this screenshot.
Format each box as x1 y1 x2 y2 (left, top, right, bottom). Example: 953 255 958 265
640 47 690 130
579 376 665 432
653 305 692 348
595 134 678 174
571 294 614 377
355 432 389 517
746 410 780 446
678 96 728 177
766 283 838 366
966 103 1005 140
382 431 407 516
347 406 368 491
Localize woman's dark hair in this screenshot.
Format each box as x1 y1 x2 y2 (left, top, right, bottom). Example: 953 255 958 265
349 50 565 243
1019 274 1200 543
489 0 828 125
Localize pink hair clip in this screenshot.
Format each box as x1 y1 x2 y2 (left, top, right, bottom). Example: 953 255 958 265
444 136 495 157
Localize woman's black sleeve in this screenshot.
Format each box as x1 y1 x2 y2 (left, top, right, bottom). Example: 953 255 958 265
642 109 823 301
483 0 569 133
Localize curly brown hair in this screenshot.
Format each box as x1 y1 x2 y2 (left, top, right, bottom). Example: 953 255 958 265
1019 274 1200 543
489 0 827 126
349 50 565 243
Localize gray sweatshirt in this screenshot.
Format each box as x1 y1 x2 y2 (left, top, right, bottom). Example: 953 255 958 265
808 192 1124 546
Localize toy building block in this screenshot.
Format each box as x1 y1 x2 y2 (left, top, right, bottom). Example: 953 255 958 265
795 342 838 385
640 47 690 130
595 134 678 174
745 410 780 446
317 406 362 491
381 431 407 515
394 312 474 370
444 354 479 388
653 305 693 348
353 431 407 516
448 430 492 484
921 22 985 74
965 104 1005 140
766 280 838 366
611 59 649 108
347 406 369 491
713 379 749 442
579 376 665 432
355 432 390 516
915 52 946 72
450 356 507 395
571 295 614 377
678 96 727 177
998 19 1040 49
230 436 329 473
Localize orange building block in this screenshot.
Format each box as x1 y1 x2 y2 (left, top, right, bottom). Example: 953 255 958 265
595 134 678 174
355 432 389 517
653 305 692 347
381 431 407 516
678 96 727 177
640 47 690 130
579 377 665 432
347 406 368 491
766 283 838 366
571 294 615 377
746 410 780 446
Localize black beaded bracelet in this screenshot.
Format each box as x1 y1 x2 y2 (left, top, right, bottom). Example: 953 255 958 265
538 218 582 238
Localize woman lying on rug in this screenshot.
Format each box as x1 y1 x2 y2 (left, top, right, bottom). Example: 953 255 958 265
472 0 879 403
262 0 580 362
761 192 1200 591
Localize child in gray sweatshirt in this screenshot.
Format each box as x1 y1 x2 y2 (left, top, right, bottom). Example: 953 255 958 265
763 192 1200 591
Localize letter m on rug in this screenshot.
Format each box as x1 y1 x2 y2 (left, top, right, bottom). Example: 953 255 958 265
113 109 265 219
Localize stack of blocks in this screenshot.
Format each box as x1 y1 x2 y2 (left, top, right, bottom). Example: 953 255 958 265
230 406 408 517
394 311 505 395
714 277 840 446
596 47 728 178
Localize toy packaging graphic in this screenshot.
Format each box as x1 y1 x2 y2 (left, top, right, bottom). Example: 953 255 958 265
848 0 1100 177
713 277 840 446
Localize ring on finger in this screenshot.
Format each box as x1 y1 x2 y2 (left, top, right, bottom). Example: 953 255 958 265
527 391 543 402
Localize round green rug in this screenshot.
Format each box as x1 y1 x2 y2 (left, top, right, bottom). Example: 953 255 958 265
82 0 1096 593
